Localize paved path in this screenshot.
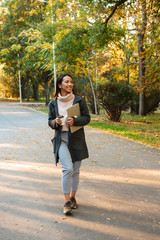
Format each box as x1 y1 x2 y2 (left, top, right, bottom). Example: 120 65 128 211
0 102 160 240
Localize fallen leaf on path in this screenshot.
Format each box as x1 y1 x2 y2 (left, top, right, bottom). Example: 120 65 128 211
108 208 113 211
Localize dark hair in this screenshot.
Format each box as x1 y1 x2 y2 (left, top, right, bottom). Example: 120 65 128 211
54 73 73 98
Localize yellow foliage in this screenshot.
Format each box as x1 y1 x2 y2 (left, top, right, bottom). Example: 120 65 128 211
29 9 37 16
11 44 21 51
1 49 10 55
26 46 36 53
19 29 41 42
42 43 52 50
18 17 25 22
35 62 41 68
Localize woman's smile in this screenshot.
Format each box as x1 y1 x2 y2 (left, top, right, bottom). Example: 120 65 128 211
59 76 73 96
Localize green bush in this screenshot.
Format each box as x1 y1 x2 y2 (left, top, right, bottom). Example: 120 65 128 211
131 90 160 115
97 81 133 122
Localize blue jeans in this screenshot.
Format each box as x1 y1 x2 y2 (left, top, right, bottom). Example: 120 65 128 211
59 132 81 194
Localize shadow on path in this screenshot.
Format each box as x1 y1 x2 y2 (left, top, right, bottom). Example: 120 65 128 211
0 102 160 240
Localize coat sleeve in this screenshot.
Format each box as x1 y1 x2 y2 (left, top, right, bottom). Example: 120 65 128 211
48 100 58 130
73 99 90 126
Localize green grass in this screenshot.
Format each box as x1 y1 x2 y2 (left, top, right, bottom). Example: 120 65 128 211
19 103 160 148
89 112 160 148
34 106 48 114
0 98 19 102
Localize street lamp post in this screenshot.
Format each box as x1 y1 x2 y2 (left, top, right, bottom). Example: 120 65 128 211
2 68 5 98
51 2 57 93
18 53 22 104
38 0 57 92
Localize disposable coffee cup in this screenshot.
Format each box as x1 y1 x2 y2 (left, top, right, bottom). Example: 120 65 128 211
61 117 64 125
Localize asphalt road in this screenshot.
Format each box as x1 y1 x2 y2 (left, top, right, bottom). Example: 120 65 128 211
0 102 160 240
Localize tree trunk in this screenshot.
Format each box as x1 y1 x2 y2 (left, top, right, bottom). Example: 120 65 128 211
42 71 50 106
41 71 52 105
86 58 98 115
137 0 147 116
21 76 26 100
49 80 54 99
45 80 49 106
126 67 130 84
138 32 146 115
124 48 130 84
33 83 39 101
27 76 30 102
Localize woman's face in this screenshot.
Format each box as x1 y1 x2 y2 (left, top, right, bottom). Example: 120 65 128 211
59 76 73 96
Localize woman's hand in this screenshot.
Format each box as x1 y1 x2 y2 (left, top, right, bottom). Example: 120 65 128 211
56 117 62 125
67 117 74 126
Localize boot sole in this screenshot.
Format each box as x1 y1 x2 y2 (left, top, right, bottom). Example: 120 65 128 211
63 208 72 215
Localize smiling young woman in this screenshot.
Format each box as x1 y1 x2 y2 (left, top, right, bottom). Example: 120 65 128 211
58 75 73 96
48 74 90 215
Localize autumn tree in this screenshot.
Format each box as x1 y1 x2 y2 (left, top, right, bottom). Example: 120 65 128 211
128 0 160 115
52 0 131 113
1 0 54 104
1 0 159 113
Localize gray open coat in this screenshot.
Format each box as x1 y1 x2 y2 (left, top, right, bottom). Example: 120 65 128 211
48 94 90 165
